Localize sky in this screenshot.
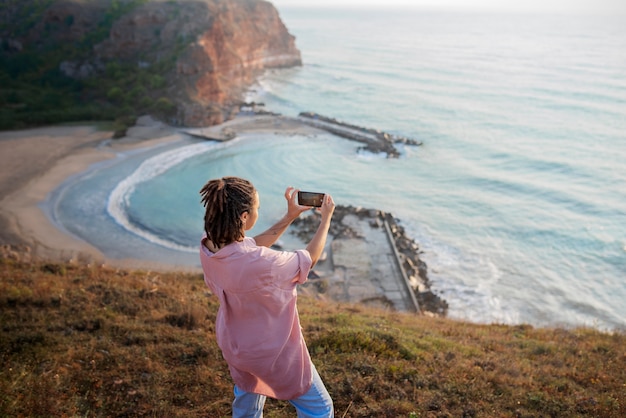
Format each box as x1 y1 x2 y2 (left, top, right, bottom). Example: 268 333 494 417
270 0 626 15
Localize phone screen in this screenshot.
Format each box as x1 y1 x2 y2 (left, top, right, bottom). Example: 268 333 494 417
298 191 325 207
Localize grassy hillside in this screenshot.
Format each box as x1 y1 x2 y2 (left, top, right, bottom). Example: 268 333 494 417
1 258 624 417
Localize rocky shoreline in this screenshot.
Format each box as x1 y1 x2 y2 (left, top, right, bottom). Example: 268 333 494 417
290 205 448 317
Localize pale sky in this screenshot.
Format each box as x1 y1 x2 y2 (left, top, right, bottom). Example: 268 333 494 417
270 0 626 15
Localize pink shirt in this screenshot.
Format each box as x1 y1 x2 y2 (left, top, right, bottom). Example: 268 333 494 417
200 236 313 400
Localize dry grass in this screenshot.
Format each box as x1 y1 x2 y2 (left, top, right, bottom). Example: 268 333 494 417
1 258 624 417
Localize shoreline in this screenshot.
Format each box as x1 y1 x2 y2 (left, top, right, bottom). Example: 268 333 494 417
0 114 325 271
0 118 185 270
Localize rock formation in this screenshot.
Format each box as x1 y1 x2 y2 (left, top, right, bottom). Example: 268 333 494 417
97 0 301 126
1 0 301 127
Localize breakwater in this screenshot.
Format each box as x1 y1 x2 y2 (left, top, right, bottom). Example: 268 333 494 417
185 108 422 158
297 112 422 158
291 205 448 316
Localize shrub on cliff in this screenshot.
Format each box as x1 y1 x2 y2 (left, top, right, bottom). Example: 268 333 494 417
152 97 176 118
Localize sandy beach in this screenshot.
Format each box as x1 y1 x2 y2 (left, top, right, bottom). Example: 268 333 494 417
0 115 322 270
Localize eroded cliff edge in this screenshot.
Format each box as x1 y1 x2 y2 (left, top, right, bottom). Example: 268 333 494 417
0 0 301 127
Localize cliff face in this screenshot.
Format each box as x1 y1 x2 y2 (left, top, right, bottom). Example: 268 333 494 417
94 0 302 125
177 1 302 125
3 0 301 127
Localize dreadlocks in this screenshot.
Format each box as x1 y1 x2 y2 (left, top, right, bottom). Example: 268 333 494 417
200 177 256 249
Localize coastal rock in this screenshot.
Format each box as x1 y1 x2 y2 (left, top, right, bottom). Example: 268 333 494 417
124 115 174 140
2 0 301 127
95 0 302 126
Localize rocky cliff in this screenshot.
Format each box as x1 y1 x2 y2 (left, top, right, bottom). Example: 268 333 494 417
1 0 301 127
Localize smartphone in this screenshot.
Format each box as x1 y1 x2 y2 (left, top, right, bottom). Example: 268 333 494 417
297 191 325 207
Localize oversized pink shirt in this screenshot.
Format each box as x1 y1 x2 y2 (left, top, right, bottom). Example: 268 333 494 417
200 236 314 400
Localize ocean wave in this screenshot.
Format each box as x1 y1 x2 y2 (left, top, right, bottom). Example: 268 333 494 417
403 222 521 325
355 148 390 160
107 139 235 252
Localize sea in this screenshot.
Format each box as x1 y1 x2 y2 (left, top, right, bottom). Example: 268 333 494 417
46 7 626 331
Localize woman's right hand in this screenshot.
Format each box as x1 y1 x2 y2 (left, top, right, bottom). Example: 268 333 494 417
319 193 335 220
307 193 335 266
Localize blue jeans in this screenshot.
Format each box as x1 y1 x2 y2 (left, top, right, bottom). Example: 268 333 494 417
231 364 334 417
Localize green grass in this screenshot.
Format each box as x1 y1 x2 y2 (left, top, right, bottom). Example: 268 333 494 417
1 258 624 417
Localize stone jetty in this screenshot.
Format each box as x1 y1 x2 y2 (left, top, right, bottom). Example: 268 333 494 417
290 205 448 316
297 111 422 158
183 109 422 158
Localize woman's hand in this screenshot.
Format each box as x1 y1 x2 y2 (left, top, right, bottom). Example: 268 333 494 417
305 193 335 266
253 187 311 247
285 187 312 220
319 193 335 220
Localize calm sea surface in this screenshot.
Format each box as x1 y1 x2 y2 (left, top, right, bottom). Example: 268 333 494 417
49 8 626 331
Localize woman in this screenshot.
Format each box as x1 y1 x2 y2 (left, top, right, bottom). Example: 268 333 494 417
199 176 335 418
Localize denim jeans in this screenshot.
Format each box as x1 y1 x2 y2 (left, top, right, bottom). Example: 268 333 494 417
231 364 334 417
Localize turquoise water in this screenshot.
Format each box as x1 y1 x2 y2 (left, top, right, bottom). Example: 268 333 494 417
49 9 626 330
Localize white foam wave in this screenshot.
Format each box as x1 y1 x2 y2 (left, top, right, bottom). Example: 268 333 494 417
245 76 274 102
355 148 388 160
404 222 519 325
107 140 231 252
